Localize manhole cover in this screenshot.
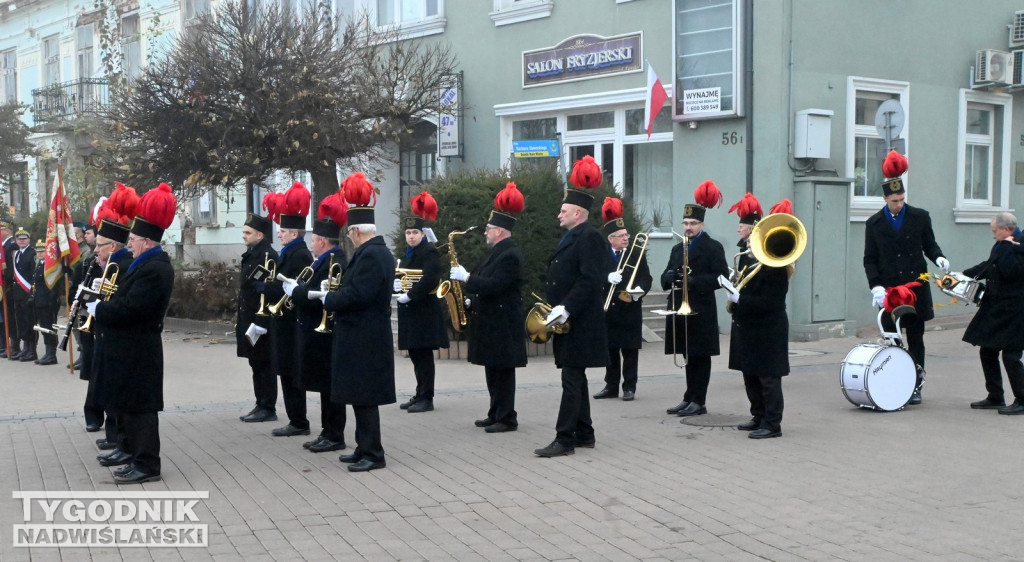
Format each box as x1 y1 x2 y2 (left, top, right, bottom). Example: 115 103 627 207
679 413 749 428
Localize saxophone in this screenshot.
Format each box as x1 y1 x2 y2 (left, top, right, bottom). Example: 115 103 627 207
435 226 477 332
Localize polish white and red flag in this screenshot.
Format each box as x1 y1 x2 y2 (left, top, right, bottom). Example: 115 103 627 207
644 62 668 139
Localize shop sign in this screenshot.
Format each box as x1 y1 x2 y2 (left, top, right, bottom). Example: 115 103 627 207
523 32 642 88
512 140 561 158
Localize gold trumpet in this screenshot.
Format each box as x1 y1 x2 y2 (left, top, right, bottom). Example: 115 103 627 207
268 266 315 316
525 292 571 344
604 232 649 311
395 260 424 293
255 255 277 317
80 262 120 334
314 259 343 334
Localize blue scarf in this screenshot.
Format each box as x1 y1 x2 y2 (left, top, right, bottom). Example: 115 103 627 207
312 247 340 271
279 237 305 260
127 246 163 275
110 248 131 263
885 205 906 232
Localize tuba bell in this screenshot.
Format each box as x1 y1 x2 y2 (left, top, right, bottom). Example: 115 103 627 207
525 292 571 344
723 212 807 312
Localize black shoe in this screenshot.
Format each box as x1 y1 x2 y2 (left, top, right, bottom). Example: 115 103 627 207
96 439 117 451
113 464 134 477
484 422 517 433
737 418 762 431
534 441 574 457
309 439 346 453
239 407 259 421
348 458 386 472
338 453 362 463
36 347 57 365
622 390 635 401
666 400 690 415
303 436 323 449
97 448 123 461
85 424 101 432
907 389 922 405
271 424 311 437
677 402 707 417
19 349 37 362
114 469 161 484
474 418 496 428
998 401 1024 415
407 399 434 413
242 408 277 423
749 428 782 439
399 396 421 410
593 388 617 399
99 451 133 467
971 397 1005 409
72 359 81 370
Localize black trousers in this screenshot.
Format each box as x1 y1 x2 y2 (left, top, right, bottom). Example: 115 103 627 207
121 412 160 475
280 375 309 429
14 300 34 343
743 373 784 432
485 366 517 426
683 355 712 405
882 313 926 371
248 355 277 411
352 405 384 463
554 367 593 446
604 347 639 393
34 304 57 347
318 392 346 442
408 348 436 400
979 347 1024 403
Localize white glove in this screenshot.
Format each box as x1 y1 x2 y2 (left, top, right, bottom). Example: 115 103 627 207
282 278 297 297
85 301 99 316
464 298 471 308
307 290 327 302
450 265 470 282
607 271 623 284
726 291 740 304
320 280 329 292
545 304 569 326
871 286 886 308
397 293 411 304
245 323 267 346
936 257 950 272
393 278 403 293
90 278 102 291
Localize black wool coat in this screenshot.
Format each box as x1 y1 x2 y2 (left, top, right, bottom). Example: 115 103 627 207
10 247 34 303
962 239 1024 350
291 247 344 393
864 205 945 322
605 247 653 350
85 249 134 382
324 236 396 406
464 237 527 368
265 240 313 378
545 222 609 369
236 240 278 359
93 250 174 414
660 232 729 357
396 241 449 350
728 264 790 377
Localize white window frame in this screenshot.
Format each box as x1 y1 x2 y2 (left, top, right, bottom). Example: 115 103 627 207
76 24 95 80
489 0 553 27
373 0 446 39
845 76 910 221
42 35 61 87
121 14 142 79
1 49 16 103
954 89 1013 223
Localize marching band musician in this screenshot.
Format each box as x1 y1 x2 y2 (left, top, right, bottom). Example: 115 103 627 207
662 182 729 418
263 183 314 438
534 156 607 458
864 151 949 405
450 182 528 434
1 218 15 358
29 238 62 366
10 228 35 362
69 212 100 371
395 191 449 414
87 183 176 484
321 173 396 472
236 211 279 423
594 197 652 402
961 212 1024 415
285 193 348 452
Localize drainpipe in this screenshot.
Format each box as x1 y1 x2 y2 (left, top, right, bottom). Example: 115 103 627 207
744 0 754 194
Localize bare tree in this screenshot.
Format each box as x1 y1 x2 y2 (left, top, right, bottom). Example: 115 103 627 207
98 0 458 204
0 102 35 198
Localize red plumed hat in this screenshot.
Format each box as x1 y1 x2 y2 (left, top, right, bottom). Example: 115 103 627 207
694 180 724 209
769 199 794 215
342 172 377 225
882 150 908 179
411 192 438 221
89 197 108 227
884 281 921 315
728 193 762 225
313 192 348 239
489 182 525 231
279 181 311 229
601 197 626 236
569 155 602 189
108 182 140 225
131 183 178 241
262 192 285 225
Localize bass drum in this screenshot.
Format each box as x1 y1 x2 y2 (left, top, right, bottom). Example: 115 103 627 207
840 344 916 411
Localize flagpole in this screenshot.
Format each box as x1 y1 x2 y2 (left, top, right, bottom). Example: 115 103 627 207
2 287 10 361
56 165 75 373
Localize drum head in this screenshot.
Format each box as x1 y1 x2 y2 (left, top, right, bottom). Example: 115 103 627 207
865 346 917 411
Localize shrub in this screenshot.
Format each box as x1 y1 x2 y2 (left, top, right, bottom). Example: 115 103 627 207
167 261 239 321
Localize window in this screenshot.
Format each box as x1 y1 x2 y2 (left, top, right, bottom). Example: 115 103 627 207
1 49 16 103
184 0 211 21
43 35 60 87
954 89 1012 223
76 24 94 80
374 0 444 38
398 121 437 203
121 16 141 79
846 77 909 220
490 0 553 27
193 188 218 226
673 0 743 120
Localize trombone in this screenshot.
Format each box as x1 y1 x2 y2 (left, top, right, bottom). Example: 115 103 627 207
255 255 277 317
651 230 692 367
269 266 315 316
314 259 343 334
604 232 649 311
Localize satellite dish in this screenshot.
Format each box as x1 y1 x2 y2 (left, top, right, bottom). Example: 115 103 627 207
874 100 905 145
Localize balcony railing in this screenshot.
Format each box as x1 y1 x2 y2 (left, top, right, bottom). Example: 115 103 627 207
31 78 110 124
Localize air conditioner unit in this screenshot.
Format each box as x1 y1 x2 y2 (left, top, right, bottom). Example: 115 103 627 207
1014 49 1024 86
1010 10 1024 48
976 49 1012 84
